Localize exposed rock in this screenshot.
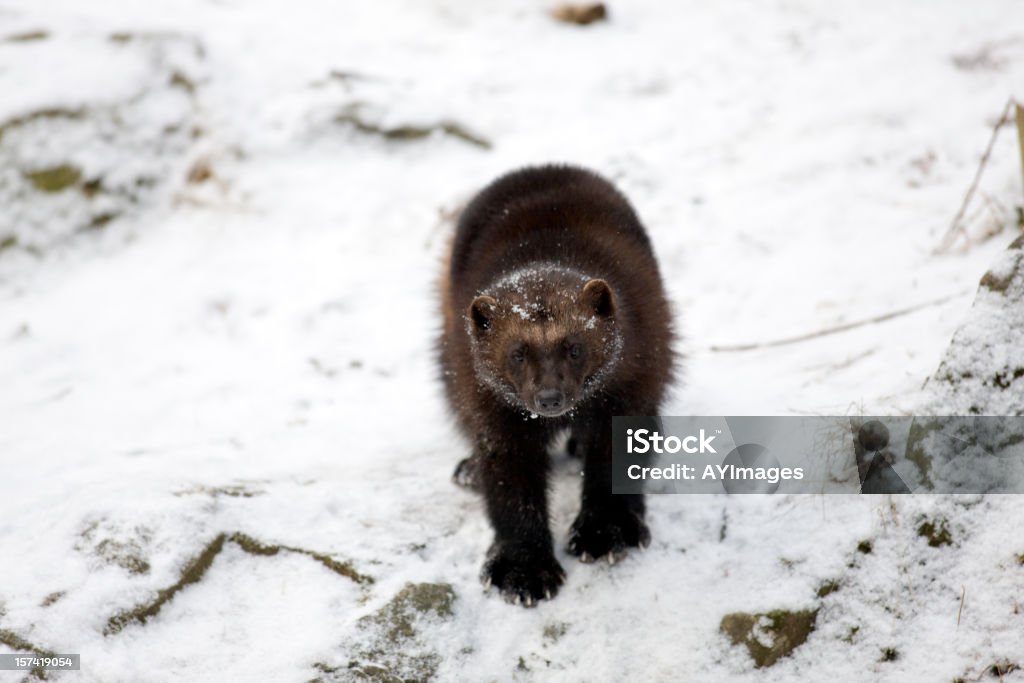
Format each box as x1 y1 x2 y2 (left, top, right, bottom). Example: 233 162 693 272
332 582 457 682
543 621 569 642
173 483 264 498
22 164 81 192
927 235 1024 415
229 532 373 585
917 518 953 547
0 628 57 680
0 32 204 261
76 518 153 576
40 591 65 608
105 533 224 635
3 30 49 43
906 236 1024 492
104 532 372 636
815 580 841 598
720 609 817 668
335 104 491 150
551 3 608 26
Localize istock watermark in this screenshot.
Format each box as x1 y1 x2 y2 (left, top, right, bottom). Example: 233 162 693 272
611 416 1024 494
626 428 718 454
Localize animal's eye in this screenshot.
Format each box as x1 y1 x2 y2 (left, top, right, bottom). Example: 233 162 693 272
510 346 527 363
568 343 584 360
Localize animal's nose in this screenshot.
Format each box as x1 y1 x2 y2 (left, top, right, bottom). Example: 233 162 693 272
536 389 564 412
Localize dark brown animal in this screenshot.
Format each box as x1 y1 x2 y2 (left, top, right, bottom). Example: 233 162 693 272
438 164 675 606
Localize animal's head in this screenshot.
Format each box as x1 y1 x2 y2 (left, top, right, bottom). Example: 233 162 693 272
465 267 623 417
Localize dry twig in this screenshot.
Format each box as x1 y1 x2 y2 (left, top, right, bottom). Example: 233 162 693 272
709 291 970 352
936 97 1016 253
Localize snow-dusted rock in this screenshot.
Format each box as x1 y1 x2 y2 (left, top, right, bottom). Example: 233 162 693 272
0 32 204 260
904 236 1024 493
927 234 1024 416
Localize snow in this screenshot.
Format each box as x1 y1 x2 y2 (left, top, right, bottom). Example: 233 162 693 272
2 1 1024 681
925 236 1024 416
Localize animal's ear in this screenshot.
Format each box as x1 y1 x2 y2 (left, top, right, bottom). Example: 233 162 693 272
468 295 498 333
582 279 615 317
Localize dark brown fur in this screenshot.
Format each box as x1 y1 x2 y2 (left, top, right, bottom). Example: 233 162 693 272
437 164 675 606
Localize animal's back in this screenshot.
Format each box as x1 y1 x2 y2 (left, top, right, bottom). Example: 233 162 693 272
448 164 658 300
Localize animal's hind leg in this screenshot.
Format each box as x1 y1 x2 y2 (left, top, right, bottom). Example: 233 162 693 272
452 450 483 491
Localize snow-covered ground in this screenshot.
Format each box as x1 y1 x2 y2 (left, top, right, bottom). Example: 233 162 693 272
2 1 1023 681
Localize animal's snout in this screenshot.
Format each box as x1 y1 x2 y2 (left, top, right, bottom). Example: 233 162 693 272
536 389 564 413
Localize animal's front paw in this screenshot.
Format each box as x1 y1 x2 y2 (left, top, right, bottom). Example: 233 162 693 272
567 507 650 564
481 544 565 607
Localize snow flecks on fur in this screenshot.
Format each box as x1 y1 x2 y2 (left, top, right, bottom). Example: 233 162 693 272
463 263 624 416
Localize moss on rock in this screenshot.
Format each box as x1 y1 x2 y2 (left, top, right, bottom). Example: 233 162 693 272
335 105 491 150
4 30 49 42
345 583 457 681
979 236 1023 293
0 627 58 680
23 164 81 193
105 532 373 636
917 518 953 547
720 608 818 668
815 580 840 598
95 537 151 575
363 582 455 644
